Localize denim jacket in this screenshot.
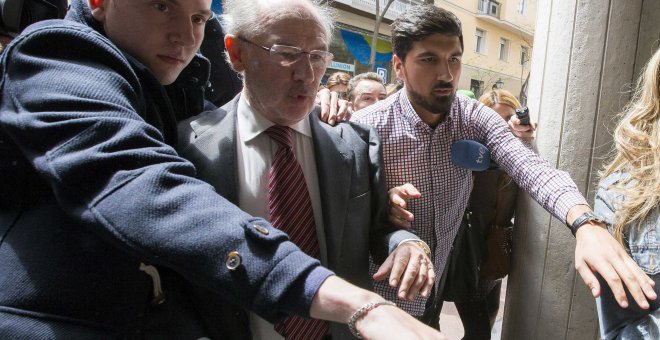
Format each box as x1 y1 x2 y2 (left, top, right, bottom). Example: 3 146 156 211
594 172 660 340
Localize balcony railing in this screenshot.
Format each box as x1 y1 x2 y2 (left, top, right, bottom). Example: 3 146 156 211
334 0 425 21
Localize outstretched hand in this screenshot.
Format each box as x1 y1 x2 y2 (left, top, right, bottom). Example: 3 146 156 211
310 276 447 340
316 88 352 126
373 242 435 301
508 115 537 141
388 183 421 229
575 223 656 309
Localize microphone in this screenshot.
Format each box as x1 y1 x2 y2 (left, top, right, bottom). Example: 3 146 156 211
451 140 491 171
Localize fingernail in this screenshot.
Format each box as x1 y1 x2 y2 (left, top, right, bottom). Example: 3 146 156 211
329 119 335 125
390 279 397 287
591 287 598 296
620 300 629 308
641 301 649 309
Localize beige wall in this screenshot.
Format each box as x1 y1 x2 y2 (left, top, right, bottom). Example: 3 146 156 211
438 0 535 98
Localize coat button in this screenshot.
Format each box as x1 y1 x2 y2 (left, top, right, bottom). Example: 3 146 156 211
226 251 242 270
253 224 269 235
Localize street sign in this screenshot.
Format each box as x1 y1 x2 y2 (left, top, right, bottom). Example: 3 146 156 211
376 67 387 83
328 61 355 73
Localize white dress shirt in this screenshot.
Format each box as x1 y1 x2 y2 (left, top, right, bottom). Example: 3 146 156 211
235 93 326 340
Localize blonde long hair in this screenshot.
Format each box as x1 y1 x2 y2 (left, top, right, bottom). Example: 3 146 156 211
601 48 660 243
478 89 522 110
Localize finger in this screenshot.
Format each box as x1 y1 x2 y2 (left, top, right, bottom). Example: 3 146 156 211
406 257 429 301
389 251 410 290
318 88 330 122
336 99 350 122
390 204 414 222
389 190 408 208
396 253 423 301
508 115 521 126
508 117 531 132
344 104 354 121
373 254 394 281
388 213 412 229
588 258 631 308
328 91 339 125
400 183 421 198
420 262 436 298
575 258 601 298
615 254 654 309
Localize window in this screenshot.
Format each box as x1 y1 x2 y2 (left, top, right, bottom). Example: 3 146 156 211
518 0 526 14
470 79 484 98
499 38 509 61
520 46 529 66
478 0 500 17
475 29 486 54
478 0 488 12
488 1 500 17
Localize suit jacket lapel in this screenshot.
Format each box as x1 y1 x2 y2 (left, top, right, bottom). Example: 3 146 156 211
187 96 239 204
309 110 353 268
213 107 238 204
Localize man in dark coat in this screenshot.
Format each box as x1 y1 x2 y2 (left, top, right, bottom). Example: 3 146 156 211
0 0 443 338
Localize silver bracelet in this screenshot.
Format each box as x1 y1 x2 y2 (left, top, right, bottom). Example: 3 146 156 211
347 300 397 339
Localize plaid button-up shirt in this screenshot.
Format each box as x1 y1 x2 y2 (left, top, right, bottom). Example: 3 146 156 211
353 90 587 315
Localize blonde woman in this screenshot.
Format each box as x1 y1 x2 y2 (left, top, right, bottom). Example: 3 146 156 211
594 48 660 339
326 71 352 98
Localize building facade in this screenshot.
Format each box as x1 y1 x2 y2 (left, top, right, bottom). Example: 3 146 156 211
327 0 536 101
439 0 536 100
327 0 426 85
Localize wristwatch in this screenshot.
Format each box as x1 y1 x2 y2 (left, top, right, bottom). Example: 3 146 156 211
569 211 606 236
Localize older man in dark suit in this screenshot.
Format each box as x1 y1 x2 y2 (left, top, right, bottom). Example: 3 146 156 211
177 0 435 339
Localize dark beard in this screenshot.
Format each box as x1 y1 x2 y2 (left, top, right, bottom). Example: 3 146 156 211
408 87 454 118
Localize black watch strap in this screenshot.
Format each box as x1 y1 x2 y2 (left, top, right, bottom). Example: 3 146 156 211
569 211 605 236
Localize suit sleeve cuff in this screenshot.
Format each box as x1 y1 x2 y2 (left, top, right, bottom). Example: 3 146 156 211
281 267 335 317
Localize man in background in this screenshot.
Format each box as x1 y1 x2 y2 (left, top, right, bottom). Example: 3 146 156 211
0 0 443 338
347 72 388 111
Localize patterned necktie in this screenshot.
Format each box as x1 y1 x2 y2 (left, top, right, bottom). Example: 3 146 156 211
265 125 329 340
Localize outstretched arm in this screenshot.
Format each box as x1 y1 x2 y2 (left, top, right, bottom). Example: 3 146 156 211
373 241 435 301
569 205 656 309
310 276 446 339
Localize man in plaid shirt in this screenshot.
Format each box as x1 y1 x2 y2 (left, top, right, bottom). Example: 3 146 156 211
351 4 656 325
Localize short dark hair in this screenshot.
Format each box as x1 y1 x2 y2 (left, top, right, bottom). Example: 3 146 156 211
391 5 463 62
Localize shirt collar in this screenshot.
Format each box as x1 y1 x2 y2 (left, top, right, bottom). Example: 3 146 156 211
237 92 313 143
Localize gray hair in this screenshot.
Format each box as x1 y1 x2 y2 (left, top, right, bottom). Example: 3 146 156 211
222 0 335 42
347 72 384 101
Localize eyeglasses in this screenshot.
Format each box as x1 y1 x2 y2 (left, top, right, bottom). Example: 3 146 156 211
238 37 333 70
